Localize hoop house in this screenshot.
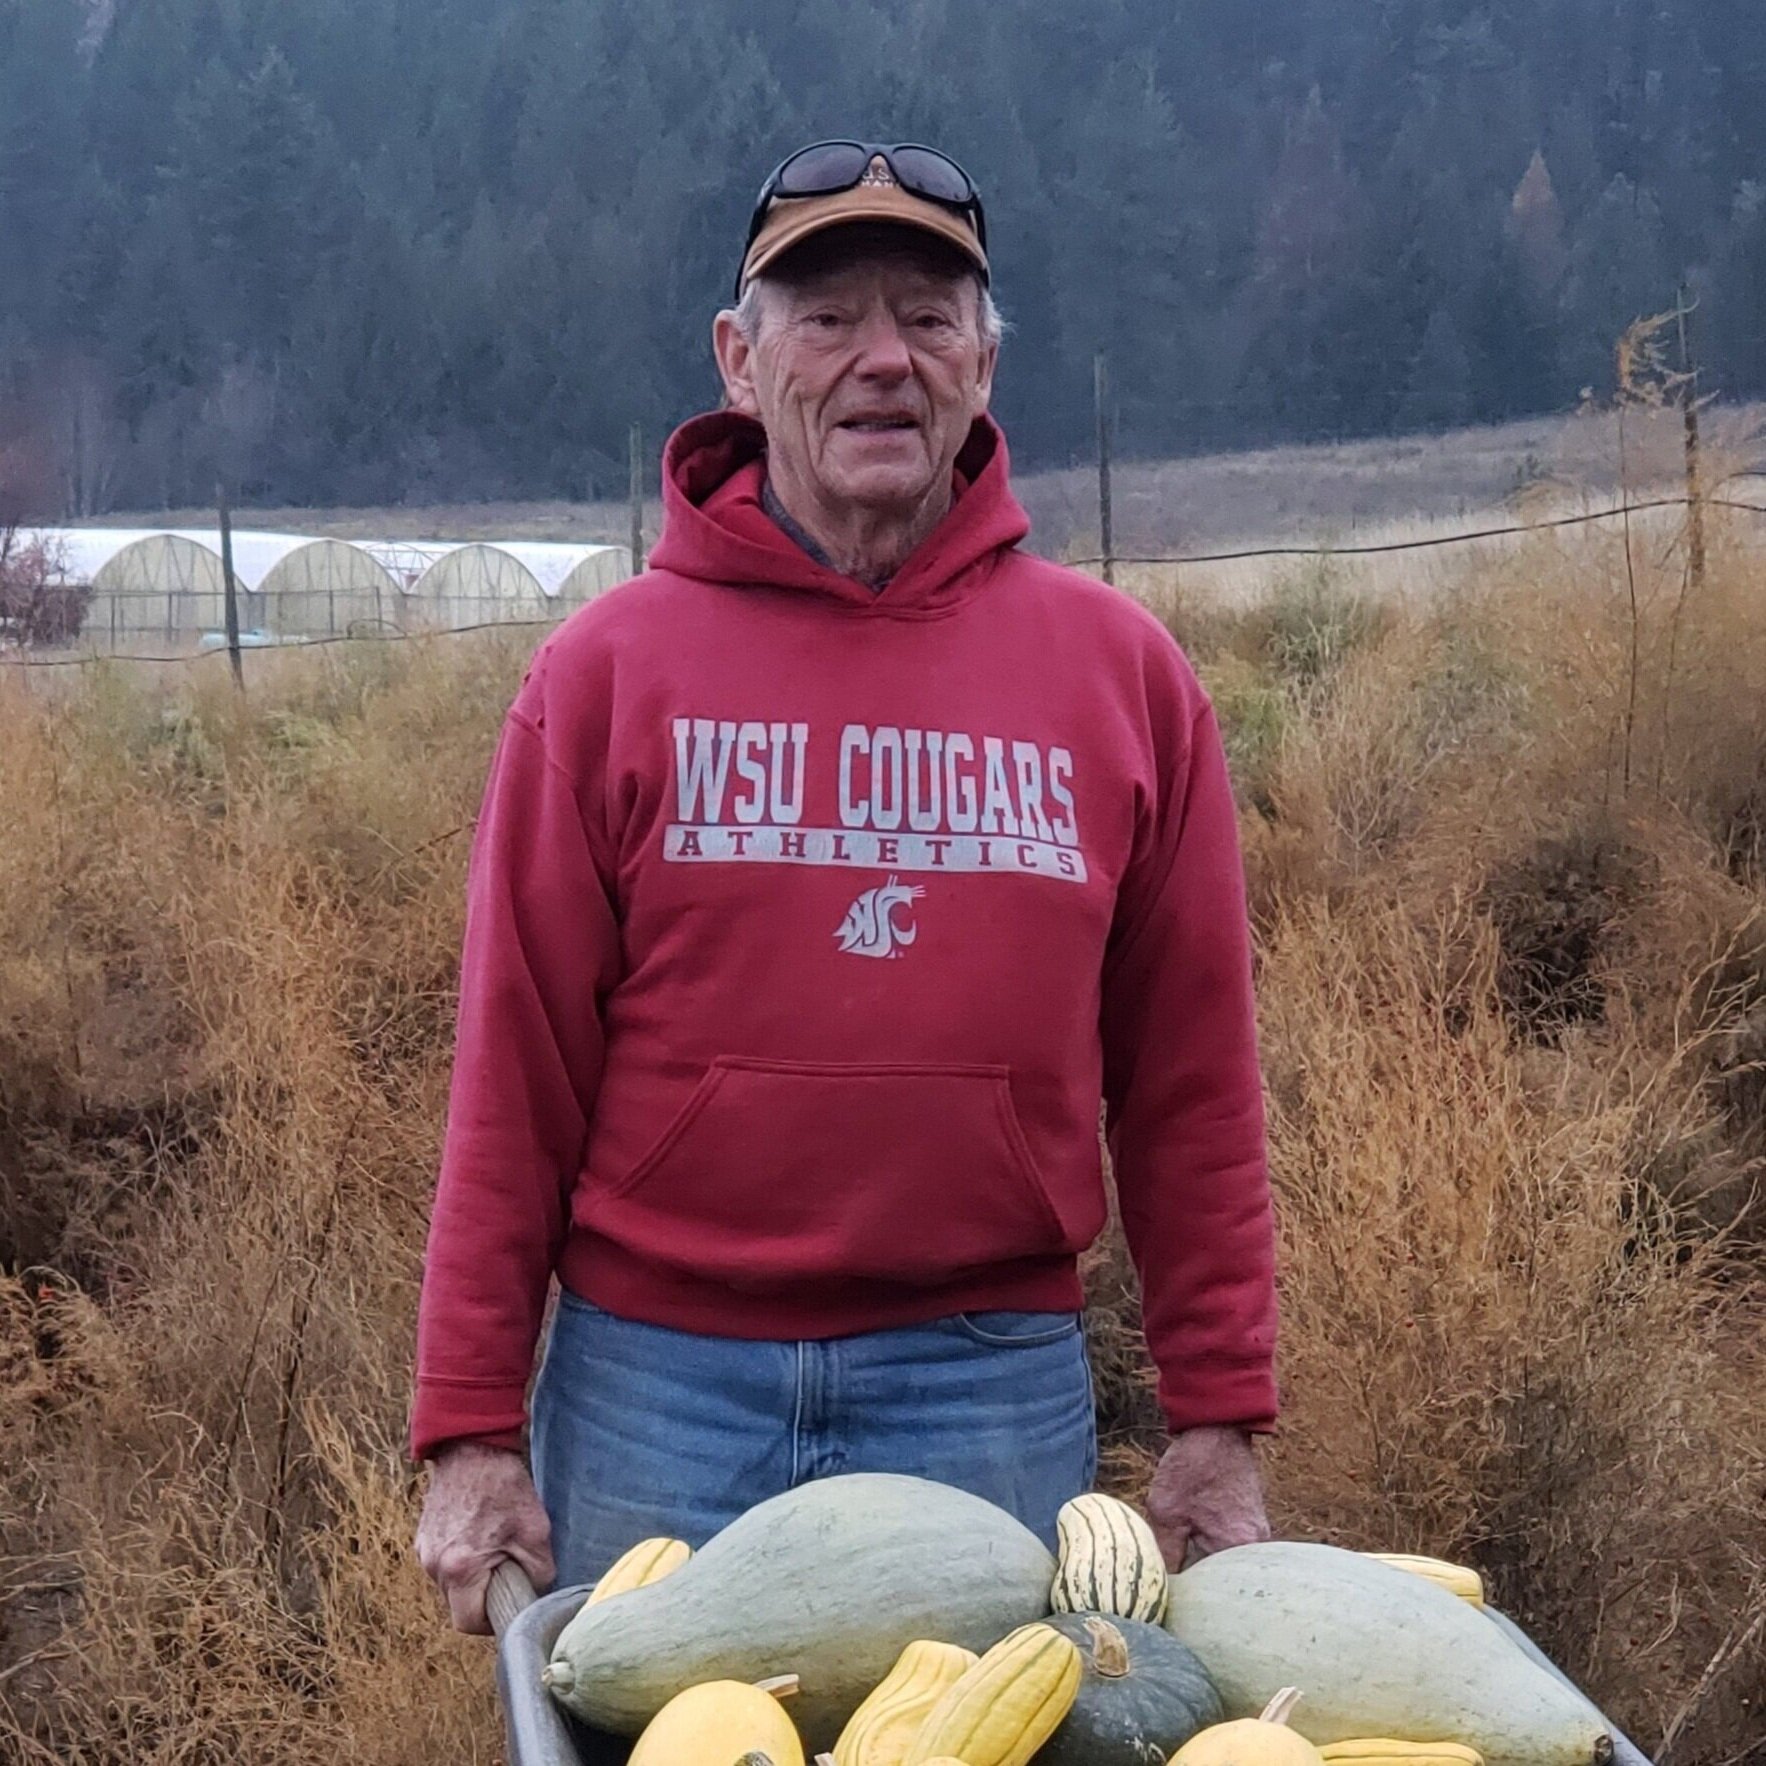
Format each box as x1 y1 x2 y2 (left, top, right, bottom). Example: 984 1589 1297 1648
256 539 404 638
410 544 551 629
85 533 227 643
36 527 632 649
557 548 627 606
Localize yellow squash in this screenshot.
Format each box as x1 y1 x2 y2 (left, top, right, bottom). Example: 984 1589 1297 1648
1362 1554 1485 1608
1051 1492 1169 1624
832 1640 979 1766
1171 1688 1327 1766
1321 1743 1485 1766
903 1623 1081 1766
627 1675 803 1766
586 1536 693 1606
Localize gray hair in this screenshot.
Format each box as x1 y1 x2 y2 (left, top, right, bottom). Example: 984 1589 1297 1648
732 272 1004 349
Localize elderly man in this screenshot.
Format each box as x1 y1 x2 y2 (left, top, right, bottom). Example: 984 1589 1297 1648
413 140 1277 1634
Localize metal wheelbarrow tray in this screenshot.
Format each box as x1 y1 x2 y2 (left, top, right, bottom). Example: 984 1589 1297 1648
492 1570 1657 1766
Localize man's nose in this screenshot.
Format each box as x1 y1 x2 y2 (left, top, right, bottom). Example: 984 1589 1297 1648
851 310 912 377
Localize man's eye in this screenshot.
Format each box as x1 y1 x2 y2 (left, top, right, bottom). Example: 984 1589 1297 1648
912 313 956 331
806 312 845 329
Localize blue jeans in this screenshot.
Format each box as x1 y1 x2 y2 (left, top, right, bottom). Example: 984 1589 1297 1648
530 1290 1097 1586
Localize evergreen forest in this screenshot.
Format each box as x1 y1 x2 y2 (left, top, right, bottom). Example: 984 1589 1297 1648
4 0 1765 513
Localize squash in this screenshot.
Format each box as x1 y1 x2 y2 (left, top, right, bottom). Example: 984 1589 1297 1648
542 1473 1055 1748
1163 1543 1614 1765
902 1623 1081 1766
1320 1742 1485 1766
627 1675 804 1766
1173 1688 1326 1766
832 1640 978 1766
1050 1492 1168 1623
1034 1613 1222 1766
586 1536 692 1606
1363 1554 1485 1608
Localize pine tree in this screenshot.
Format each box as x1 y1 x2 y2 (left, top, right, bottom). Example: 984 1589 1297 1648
1397 308 1474 431
1508 148 1568 298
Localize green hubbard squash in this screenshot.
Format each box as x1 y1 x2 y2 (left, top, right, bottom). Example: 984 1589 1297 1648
1163 1544 1614 1766
542 1473 1054 1749
1034 1612 1222 1766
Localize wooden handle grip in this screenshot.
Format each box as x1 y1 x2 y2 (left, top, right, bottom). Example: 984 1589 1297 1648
487 1558 538 1638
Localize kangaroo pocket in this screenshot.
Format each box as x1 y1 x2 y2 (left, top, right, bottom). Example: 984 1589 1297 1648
589 1058 1073 1290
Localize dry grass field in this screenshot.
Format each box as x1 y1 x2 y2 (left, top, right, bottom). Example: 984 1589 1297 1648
4 490 1765 1762
93 400 1766 561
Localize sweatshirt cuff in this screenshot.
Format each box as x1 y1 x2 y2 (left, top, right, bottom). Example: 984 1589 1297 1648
408 1375 530 1463
1158 1358 1279 1435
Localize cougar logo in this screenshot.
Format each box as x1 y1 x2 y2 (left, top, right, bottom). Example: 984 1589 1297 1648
834 876 925 959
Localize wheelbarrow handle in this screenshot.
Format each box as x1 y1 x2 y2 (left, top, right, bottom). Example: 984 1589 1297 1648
488 1558 539 1639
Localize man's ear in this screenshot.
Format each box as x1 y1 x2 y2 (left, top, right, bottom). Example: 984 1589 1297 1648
713 310 763 418
971 336 999 416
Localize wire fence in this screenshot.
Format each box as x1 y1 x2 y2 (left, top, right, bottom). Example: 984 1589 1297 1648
0 614 569 670
4 492 1762 675
1066 494 1766 569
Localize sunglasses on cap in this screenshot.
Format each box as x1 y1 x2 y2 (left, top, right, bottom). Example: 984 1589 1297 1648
737 140 988 295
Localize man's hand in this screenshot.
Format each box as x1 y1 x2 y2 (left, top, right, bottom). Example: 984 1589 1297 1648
1146 1425 1271 1570
415 1440 556 1634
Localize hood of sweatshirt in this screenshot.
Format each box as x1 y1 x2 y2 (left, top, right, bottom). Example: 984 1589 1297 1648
646 410 1032 615
410 404 1280 1463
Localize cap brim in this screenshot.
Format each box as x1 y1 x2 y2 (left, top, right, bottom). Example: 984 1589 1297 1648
741 184 988 292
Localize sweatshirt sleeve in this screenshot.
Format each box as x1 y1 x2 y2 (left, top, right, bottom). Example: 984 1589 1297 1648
409 700 621 1462
1100 656 1279 1435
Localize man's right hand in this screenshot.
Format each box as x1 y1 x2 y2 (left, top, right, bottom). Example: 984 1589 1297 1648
415 1440 556 1634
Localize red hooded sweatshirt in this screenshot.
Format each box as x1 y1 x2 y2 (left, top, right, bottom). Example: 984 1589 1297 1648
409 412 1277 1460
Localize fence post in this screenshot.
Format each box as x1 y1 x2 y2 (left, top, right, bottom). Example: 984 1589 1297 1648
628 422 646 577
217 479 245 692
1676 285 1706 592
1094 353 1115 587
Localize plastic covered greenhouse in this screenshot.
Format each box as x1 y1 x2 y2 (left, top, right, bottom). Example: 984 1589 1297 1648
26 528 631 650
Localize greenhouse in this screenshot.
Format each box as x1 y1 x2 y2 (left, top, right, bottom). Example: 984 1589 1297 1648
25 527 631 649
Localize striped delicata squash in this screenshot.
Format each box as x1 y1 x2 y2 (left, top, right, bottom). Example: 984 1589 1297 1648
586 1536 693 1606
903 1623 1082 1766
1320 1743 1485 1766
1362 1553 1485 1608
1050 1492 1168 1623
833 1639 978 1766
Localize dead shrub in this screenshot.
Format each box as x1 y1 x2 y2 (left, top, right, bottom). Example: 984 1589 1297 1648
0 537 1763 1764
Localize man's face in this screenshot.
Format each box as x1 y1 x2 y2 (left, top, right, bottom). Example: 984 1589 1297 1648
714 232 998 520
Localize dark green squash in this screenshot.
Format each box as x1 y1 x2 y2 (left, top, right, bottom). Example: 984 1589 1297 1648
1036 1612 1224 1766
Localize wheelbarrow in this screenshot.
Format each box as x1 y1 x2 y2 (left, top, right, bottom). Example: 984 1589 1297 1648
485 1560 1658 1766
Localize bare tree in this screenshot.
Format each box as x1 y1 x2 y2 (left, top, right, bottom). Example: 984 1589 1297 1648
48 355 124 519
0 441 88 649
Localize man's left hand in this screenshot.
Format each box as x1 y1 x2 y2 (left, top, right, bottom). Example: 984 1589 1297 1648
1145 1425 1271 1570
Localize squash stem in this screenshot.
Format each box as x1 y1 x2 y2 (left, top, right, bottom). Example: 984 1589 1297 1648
752 1673 801 1701
1259 1686 1305 1727
1083 1616 1132 1678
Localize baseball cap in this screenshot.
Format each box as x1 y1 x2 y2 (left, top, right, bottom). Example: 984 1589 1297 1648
737 142 989 297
